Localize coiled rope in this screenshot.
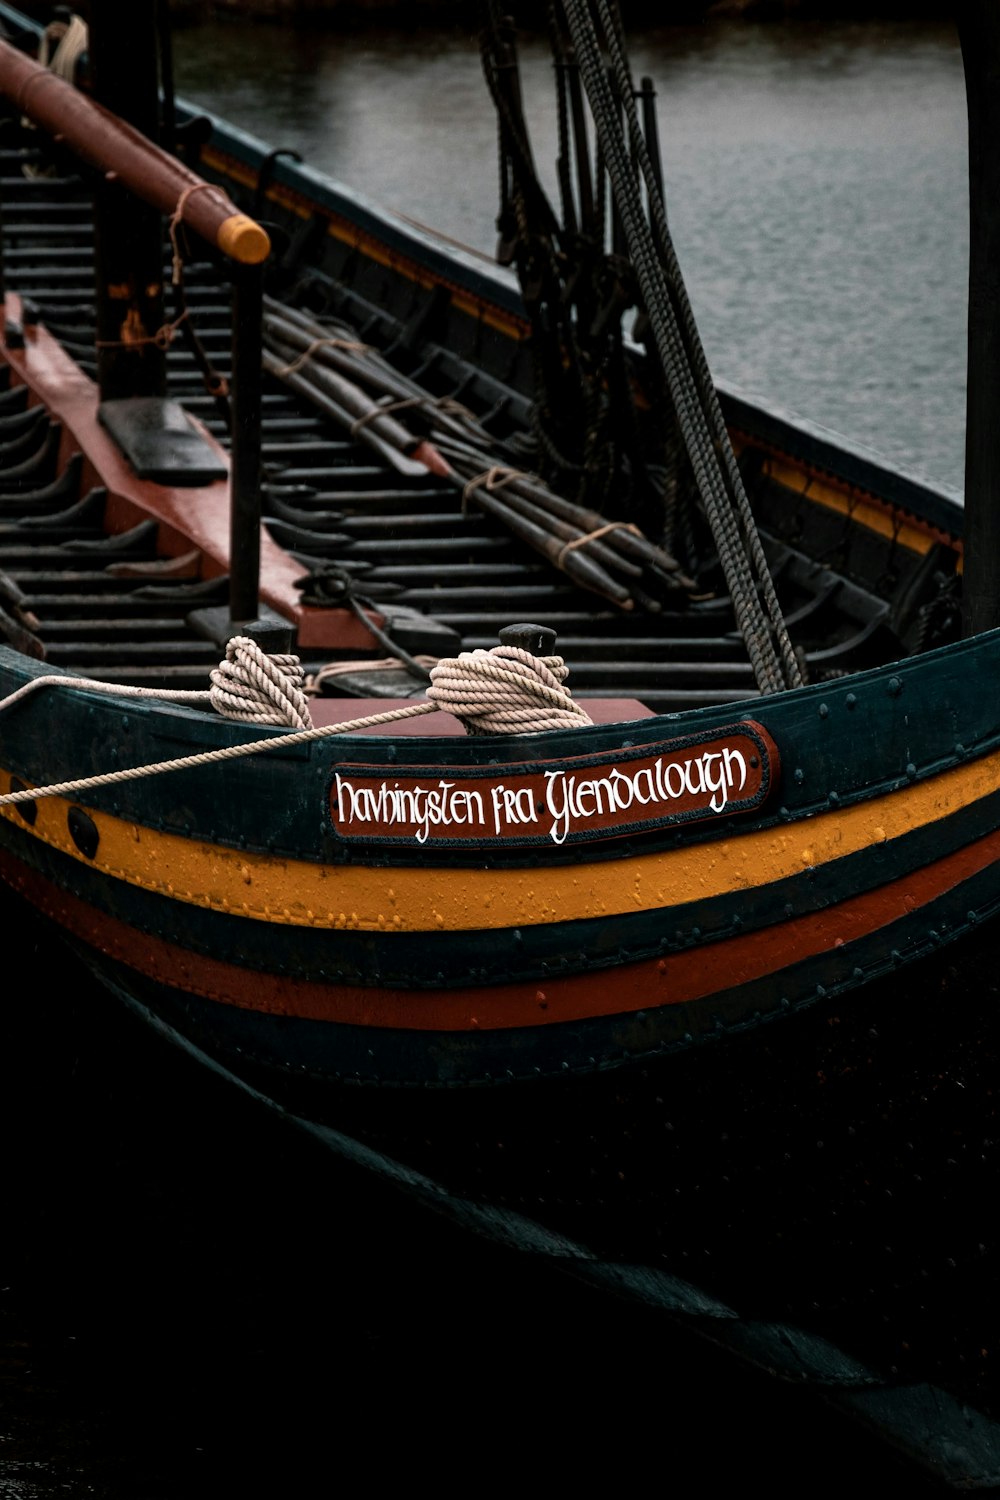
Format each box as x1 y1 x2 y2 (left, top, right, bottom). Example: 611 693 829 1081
0 637 592 808
208 636 312 729
429 645 592 735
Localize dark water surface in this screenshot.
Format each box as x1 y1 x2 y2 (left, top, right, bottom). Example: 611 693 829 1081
172 13 969 496
1 13 980 1499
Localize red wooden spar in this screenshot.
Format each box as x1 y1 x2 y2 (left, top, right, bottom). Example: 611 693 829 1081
0 38 269 268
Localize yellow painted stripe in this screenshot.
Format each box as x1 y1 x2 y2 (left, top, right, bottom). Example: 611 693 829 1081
740 443 951 556
200 145 530 346
3 745 998 933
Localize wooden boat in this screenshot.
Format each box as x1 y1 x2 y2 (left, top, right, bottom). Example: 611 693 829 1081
1 1 998 1485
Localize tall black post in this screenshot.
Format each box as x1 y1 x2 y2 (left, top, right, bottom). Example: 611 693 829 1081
958 4 1000 638
87 0 167 401
228 263 263 625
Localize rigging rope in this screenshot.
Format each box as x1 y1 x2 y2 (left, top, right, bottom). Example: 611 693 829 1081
559 0 802 694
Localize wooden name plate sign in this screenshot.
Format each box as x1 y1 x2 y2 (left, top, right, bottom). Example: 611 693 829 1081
329 721 779 848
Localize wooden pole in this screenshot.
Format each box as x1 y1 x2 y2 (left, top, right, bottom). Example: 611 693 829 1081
87 0 168 401
958 3 1000 637
229 264 264 625
0 39 269 266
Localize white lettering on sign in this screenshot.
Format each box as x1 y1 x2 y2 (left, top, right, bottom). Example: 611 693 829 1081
334 776 488 845
330 725 772 849
541 746 747 845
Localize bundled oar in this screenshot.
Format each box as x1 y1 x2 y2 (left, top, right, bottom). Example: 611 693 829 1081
260 346 432 479
449 464 636 609
263 298 497 453
265 326 632 606
433 431 692 591
262 304 696 611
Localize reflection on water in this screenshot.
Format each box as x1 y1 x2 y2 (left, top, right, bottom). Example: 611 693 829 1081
173 16 968 493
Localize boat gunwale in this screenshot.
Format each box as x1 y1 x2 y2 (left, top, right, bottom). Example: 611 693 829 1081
181 103 968 543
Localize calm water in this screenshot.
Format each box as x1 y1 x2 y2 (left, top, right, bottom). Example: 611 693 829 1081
2 16 970 1500
172 14 969 496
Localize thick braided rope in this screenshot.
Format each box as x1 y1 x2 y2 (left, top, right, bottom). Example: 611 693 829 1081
0 645 590 808
427 646 593 734
562 0 797 695
208 636 312 729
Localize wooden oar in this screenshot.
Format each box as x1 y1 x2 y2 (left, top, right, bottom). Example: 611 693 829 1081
261 350 431 479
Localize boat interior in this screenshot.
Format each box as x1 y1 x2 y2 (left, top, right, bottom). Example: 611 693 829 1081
0 13 967 725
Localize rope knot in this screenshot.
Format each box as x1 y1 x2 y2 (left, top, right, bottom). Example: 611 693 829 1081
209 636 313 729
426 643 592 736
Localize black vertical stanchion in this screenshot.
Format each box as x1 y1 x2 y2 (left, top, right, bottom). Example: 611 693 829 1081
228 261 264 628
958 3 1000 638
88 0 167 402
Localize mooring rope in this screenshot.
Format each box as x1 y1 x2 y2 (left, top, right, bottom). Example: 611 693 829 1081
0 637 592 808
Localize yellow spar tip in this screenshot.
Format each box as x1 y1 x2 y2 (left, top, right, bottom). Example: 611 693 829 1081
217 212 271 265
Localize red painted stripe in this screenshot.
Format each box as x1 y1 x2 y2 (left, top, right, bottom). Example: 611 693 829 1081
3 816 998 1034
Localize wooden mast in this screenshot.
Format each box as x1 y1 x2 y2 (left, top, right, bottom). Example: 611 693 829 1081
87 0 168 402
958 3 1000 638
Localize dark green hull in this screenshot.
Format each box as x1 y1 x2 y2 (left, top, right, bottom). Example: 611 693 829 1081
0 3 997 1482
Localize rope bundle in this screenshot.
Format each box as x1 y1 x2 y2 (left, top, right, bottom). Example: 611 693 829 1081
427 645 593 734
209 636 312 729
204 637 593 737
0 637 593 809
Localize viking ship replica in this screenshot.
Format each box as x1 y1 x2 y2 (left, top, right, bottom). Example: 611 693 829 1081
0 1 998 1485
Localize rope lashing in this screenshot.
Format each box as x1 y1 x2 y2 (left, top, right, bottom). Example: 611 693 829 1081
0 639 591 807
557 520 642 569
42 13 89 82
168 182 225 286
93 181 229 359
276 336 374 377
349 397 426 437
95 307 189 352
461 465 535 516
208 636 312 729
19 12 88 141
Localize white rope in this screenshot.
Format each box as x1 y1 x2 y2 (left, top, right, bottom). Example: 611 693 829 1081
47 15 89 82
21 13 89 163
427 646 593 734
305 654 439 693
209 636 312 729
0 702 440 808
0 674 211 714
0 640 591 808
